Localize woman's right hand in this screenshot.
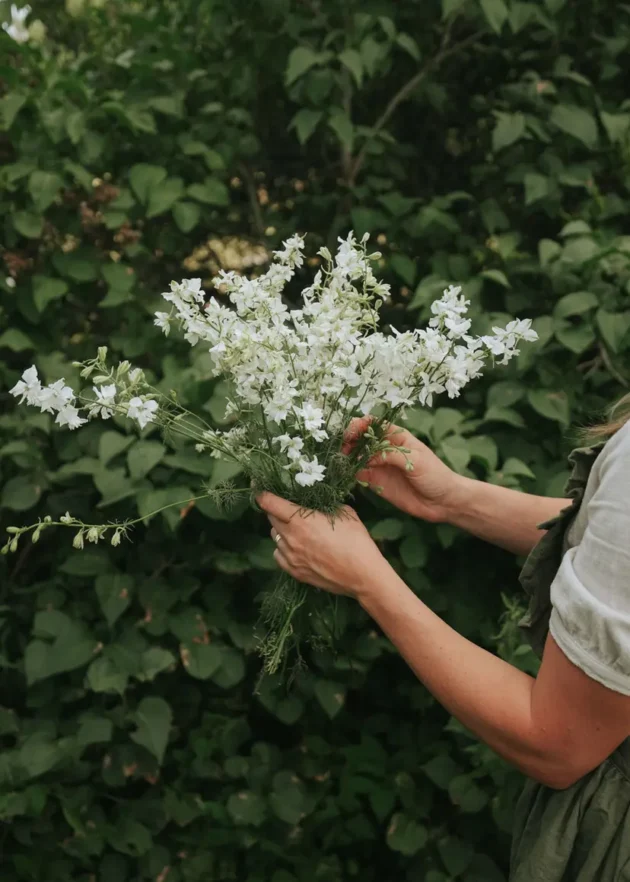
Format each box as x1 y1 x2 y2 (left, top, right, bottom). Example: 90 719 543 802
344 417 464 524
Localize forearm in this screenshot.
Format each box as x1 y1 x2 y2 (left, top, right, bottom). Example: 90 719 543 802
359 563 568 787
445 476 570 556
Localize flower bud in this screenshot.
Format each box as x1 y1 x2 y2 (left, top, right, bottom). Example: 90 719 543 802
73 530 85 550
110 529 122 547
97 346 108 362
44 515 52 523
9 538 18 553
6 526 20 534
32 528 41 543
87 527 100 543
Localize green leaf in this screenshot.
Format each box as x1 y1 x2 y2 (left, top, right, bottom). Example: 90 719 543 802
187 178 230 206
32 275 68 312
448 775 489 812
52 252 99 281
181 643 223 680
328 108 354 152
396 33 421 61
487 381 524 409
538 238 562 266
86 656 128 695
492 112 526 151
527 389 570 425
371 518 405 541
390 253 416 286
147 94 184 117
1 476 42 511
130 697 172 764
26 613 97 684
95 573 132 627
18 737 64 780
438 836 474 876
269 773 306 824
600 111 630 144
550 104 598 149
314 680 346 719
286 46 321 85
28 171 63 213
290 108 323 145
139 647 176 681
0 329 35 351
502 457 536 480
60 548 113 576
524 172 550 205
0 92 28 130
227 792 266 827
387 813 428 855
77 716 114 747
479 0 509 33
554 291 598 318
339 49 363 86
480 268 511 287
555 322 595 354
13 211 43 239
212 647 246 689
127 440 165 480
129 164 167 205
440 435 471 472
98 431 134 466
597 309 630 353
422 754 463 790
172 201 201 233
399 535 428 569
442 0 466 16
559 219 592 237
146 177 185 218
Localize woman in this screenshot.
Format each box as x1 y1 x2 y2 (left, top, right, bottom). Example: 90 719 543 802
258 404 630 881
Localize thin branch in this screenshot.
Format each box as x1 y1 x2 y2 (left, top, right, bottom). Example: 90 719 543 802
599 343 630 388
347 27 486 187
240 162 265 238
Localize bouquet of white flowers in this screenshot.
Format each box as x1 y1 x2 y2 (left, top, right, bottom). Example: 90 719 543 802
5 232 537 671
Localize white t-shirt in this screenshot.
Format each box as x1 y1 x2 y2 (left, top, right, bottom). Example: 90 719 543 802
549 419 630 695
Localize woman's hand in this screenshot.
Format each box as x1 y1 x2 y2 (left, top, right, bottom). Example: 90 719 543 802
257 493 390 598
345 417 463 523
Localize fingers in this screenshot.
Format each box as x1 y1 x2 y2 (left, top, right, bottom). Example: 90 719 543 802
273 547 294 576
256 492 297 522
342 415 374 453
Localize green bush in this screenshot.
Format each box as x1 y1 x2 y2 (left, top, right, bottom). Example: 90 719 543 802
1 1 629 879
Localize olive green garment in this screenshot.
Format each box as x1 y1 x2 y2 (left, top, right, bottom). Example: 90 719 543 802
510 443 630 882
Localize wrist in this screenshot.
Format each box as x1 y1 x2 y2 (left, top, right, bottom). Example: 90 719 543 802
439 473 476 527
354 557 405 608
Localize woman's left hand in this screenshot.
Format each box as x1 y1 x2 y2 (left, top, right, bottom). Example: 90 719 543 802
256 493 389 598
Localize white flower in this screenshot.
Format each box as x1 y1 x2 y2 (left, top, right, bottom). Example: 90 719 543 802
154 312 171 335
275 434 304 461
2 3 31 42
5 277 16 289
9 366 41 403
295 456 326 487
37 379 75 414
296 403 324 432
55 405 87 430
89 384 117 419
127 397 158 429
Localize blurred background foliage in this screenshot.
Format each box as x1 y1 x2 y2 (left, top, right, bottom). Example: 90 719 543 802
1 0 629 879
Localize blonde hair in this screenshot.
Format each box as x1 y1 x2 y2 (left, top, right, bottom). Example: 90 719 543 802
582 392 630 442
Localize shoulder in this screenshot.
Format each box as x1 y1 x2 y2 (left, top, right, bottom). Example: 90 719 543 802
591 419 630 485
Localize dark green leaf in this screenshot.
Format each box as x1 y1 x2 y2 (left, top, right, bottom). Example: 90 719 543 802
479 0 509 33
172 201 201 233
32 275 68 312
130 697 172 764
550 104 598 148
314 680 346 719
387 813 428 855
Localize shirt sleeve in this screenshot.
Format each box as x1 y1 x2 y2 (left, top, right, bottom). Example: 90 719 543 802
549 422 630 695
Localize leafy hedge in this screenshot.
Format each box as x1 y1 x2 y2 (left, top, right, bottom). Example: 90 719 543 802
1 1 630 879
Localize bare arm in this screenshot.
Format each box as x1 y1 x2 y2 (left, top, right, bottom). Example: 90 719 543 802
359 562 630 789
445 476 570 556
